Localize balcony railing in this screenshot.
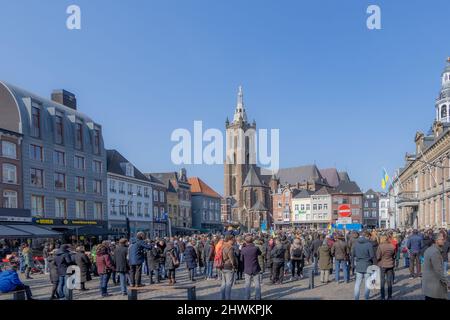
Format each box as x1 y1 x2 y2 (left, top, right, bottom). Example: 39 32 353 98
397 191 419 206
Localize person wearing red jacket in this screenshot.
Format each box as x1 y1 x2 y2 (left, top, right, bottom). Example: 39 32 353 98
96 244 114 297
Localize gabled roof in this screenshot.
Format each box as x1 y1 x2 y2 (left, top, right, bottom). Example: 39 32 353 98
319 168 340 188
275 165 326 186
314 186 332 195
188 177 222 198
365 189 378 196
250 200 267 211
243 166 264 187
294 189 313 199
332 181 362 194
143 173 165 186
167 180 177 193
106 150 149 182
338 171 351 182
149 172 190 189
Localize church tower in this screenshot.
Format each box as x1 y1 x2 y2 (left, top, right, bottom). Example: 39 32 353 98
436 57 450 123
224 86 257 224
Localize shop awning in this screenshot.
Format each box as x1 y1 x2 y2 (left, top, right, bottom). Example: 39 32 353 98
0 224 62 238
65 225 112 236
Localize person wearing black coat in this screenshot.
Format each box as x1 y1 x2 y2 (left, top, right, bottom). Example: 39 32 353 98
114 239 129 295
147 242 161 284
184 241 198 282
74 246 92 291
54 244 74 299
47 250 60 300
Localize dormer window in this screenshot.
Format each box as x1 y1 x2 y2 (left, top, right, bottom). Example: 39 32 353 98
441 105 447 119
125 163 134 177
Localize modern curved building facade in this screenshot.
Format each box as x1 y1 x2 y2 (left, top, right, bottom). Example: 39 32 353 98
0 81 107 234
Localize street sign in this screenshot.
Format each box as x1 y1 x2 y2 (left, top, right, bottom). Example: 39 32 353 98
337 217 352 225
338 204 352 218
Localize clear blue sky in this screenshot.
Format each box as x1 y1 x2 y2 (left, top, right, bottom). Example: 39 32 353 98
1 0 450 195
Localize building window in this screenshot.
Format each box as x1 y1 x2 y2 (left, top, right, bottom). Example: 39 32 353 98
31 106 41 138
119 182 125 194
364 201 369 207
125 163 134 177
93 160 102 173
1 141 17 159
153 190 159 202
352 197 360 205
75 200 86 219
441 105 447 118
54 172 66 190
75 122 83 150
144 187 149 198
371 211 377 218
154 206 159 219
3 190 18 208
55 198 67 218
2 164 17 184
137 202 142 216
74 155 85 170
160 191 165 203
75 176 85 193
295 204 299 211
55 114 64 144
93 128 101 154
93 180 102 195
128 201 133 216
110 199 116 215
306 204 310 210
313 204 317 210
144 203 150 217
110 180 116 193
119 200 125 215
53 150 65 166
31 195 44 217
137 186 142 197
372 202 377 208
318 204 322 210
160 206 165 217
127 184 133 195
30 168 44 189
352 208 360 216
94 202 102 220
324 204 328 210
30 144 43 162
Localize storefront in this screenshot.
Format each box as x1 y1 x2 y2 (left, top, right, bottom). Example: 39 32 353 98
32 217 109 244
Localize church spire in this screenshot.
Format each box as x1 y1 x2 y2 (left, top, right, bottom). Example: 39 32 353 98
233 85 248 123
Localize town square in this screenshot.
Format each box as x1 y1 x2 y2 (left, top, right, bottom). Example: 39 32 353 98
0 0 449 307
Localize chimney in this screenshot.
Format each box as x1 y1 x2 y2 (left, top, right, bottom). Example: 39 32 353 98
51 89 77 110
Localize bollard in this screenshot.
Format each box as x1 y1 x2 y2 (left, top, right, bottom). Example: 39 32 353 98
13 290 26 300
309 268 315 289
66 289 73 300
128 289 138 300
187 287 196 300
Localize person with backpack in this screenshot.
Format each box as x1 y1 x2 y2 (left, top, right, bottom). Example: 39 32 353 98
290 238 305 280
219 234 237 300
165 241 179 285
184 240 198 282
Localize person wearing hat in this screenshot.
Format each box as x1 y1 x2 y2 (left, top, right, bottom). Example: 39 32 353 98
422 232 448 300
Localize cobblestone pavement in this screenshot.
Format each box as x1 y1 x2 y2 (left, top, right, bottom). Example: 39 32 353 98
2 262 448 300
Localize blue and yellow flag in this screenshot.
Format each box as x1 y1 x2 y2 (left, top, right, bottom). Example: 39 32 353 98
381 168 389 190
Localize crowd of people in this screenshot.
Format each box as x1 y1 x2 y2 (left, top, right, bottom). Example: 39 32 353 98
0 227 449 300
